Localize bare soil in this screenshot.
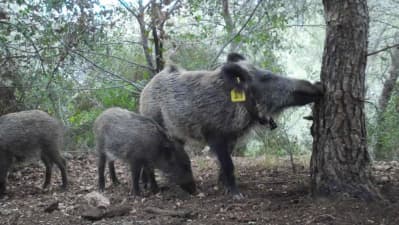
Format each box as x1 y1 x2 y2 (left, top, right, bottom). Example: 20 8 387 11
1 153 399 225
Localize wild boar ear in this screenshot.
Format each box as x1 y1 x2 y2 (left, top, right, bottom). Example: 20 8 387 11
227 53 246 62
221 63 252 91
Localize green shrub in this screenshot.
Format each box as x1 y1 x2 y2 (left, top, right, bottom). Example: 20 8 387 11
371 92 399 160
66 85 139 150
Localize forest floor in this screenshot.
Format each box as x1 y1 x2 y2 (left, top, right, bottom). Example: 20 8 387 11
1 153 399 225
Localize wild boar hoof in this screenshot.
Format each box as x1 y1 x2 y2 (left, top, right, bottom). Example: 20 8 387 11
129 190 141 197
232 192 244 200
225 187 244 200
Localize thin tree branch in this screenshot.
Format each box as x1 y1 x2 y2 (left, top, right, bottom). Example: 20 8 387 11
367 43 399 57
71 50 142 93
210 0 263 67
0 54 37 59
118 0 138 17
372 19 399 30
46 51 67 90
96 40 143 46
1 20 47 75
66 84 132 91
74 49 155 72
285 24 326 28
0 84 132 91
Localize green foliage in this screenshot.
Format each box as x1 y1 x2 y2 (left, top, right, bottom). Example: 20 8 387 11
94 86 138 111
169 42 217 70
371 92 399 160
66 86 138 150
243 128 304 158
67 108 102 150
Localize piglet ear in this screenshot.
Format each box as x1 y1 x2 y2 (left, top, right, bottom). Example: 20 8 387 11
221 63 252 91
227 53 246 62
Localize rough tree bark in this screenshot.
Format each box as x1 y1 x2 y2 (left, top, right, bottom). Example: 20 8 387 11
310 0 382 201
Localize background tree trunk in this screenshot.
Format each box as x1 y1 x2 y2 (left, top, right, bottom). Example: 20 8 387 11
221 0 237 52
151 1 165 73
310 0 381 201
0 57 18 116
0 84 16 116
374 42 399 159
378 35 399 112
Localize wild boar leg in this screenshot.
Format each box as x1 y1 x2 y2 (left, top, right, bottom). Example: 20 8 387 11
129 160 144 196
0 151 12 196
108 161 120 185
54 156 67 189
46 145 67 189
208 136 242 198
146 166 159 194
41 154 53 189
98 152 106 191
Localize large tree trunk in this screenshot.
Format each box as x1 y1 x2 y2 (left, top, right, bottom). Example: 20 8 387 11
310 0 381 201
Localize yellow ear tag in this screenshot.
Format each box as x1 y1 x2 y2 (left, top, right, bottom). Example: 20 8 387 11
230 89 246 102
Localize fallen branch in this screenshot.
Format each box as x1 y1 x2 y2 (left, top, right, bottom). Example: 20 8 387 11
103 205 131 218
144 206 194 218
306 214 336 225
224 203 247 211
44 201 59 213
82 204 130 221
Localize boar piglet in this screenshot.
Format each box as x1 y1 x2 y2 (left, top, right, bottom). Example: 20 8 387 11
94 107 196 196
0 110 67 197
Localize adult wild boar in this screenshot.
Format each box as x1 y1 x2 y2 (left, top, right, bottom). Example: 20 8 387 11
140 53 323 198
94 107 196 196
0 110 68 196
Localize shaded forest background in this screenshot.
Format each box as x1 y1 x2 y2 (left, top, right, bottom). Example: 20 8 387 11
0 0 398 160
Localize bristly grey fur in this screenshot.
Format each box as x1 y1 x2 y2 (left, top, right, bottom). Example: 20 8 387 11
140 67 250 143
93 107 196 195
0 110 68 196
139 53 322 196
140 55 322 145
